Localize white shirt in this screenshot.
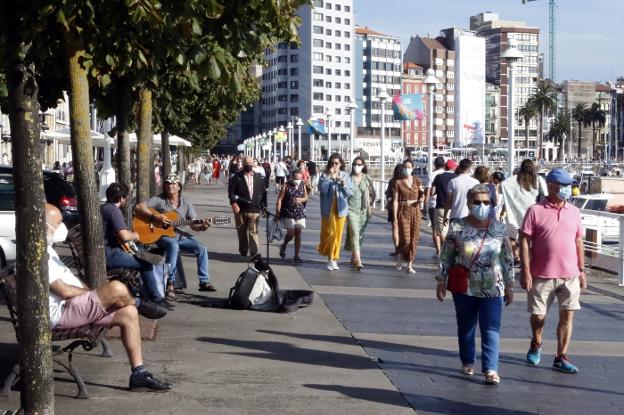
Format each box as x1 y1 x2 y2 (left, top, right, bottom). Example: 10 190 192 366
427 169 445 209
447 174 480 219
48 245 85 328
275 162 287 177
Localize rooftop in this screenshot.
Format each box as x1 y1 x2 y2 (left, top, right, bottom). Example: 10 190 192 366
355 26 388 37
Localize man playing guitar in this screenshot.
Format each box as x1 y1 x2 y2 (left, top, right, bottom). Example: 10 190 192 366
134 174 216 297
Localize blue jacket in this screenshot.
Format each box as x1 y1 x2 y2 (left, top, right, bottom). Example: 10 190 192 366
318 171 352 217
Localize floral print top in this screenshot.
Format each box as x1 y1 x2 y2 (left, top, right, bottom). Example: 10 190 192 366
436 218 514 298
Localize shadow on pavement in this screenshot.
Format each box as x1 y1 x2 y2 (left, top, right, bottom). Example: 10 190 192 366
304 384 411 409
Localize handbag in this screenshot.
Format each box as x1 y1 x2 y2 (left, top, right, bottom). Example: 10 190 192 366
447 224 489 294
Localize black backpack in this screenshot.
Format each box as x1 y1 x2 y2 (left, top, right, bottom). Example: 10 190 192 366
227 257 313 313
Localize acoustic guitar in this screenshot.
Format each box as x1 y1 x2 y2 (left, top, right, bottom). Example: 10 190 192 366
133 208 231 244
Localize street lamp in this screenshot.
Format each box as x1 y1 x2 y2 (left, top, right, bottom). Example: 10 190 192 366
423 68 441 177
378 89 391 211
347 101 358 163
296 118 304 160
272 127 278 162
287 121 293 158
278 125 285 160
325 108 333 158
501 39 524 176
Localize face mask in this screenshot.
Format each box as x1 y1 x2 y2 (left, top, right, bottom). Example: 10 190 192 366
47 223 68 245
353 165 364 174
557 185 572 201
471 204 491 221
403 167 413 176
292 179 302 186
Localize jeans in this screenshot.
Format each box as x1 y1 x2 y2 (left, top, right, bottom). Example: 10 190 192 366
452 293 504 372
105 247 163 302
156 236 210 285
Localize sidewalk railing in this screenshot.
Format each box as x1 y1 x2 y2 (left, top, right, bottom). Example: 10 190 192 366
580 208 624 286
372 179 389 211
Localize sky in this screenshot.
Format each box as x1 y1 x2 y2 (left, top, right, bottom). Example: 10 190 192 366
354 0 624 83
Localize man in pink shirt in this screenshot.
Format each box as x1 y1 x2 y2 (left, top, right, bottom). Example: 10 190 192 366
520 168 586 374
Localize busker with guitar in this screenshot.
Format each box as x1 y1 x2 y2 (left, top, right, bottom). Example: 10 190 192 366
134 174 217 297
101 183 170 311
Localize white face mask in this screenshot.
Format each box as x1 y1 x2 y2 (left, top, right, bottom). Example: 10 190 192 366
293 179 302 186
47 223 68 245
403 167 413 177
353 165 364 174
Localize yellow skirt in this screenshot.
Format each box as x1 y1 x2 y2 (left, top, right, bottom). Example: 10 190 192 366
317 199 347 260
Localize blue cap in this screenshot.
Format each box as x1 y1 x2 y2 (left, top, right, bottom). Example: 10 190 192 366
546 168 573 186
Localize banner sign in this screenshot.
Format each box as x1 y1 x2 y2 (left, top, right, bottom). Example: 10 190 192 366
307 117 327 136
274 131 288 143
246 141 255 148
392 94 424 121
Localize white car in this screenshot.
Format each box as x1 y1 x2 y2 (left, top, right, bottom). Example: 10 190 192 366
0 172 16 267
570 194 619 241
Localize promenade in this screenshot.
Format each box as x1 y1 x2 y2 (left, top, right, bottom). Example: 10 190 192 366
1 182 623 414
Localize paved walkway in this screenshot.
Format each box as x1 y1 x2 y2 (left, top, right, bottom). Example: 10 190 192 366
1 181 623 414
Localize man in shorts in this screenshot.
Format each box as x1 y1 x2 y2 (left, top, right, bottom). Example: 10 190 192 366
46 204 172 392
520 168 586 374
426 157 454 257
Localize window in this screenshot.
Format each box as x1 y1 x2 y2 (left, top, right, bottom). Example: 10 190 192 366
277 68 287 75
313 39 324 47
335 109 341 115
290 94 299 103
335 95 341 102
278 42 287 49
313 25 323 34
278 55 287 62
313 105 324 113
336 4 341 10
290 54 298 63
345 18 351 25
278 108 288 114
344 31 350 38
335 69 341 76
278 95 287 102
290 68 299 76
336 17 341 23
345 44 350 51
314 52 323 61
325 42 332 49
345 96 351 102
435 106 443 113
325 55 332 62
313 92 324 100
325 15 332 22
313 0 323 7
325 29 332 36
325 81 332 88
335 56 341 63
335 82 341 89
326 94 332 101
345 5 350 11
290 81 299 89
313 79 323 87
278 81 287 89
335 30 341 37
290 107 299 116
344 57 350 63
313 12 323 21
313 65 323 74
325 68 332 75
325 2 331 9
335 43 341 50
345 83 350 89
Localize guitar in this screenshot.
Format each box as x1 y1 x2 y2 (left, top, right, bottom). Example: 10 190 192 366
133 208 231 244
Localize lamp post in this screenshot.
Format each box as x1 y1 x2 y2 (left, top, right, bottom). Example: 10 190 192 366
423 68 441 177
287 121 293 158
501 40 524 177
325 109 333 158
272 127 278 162
278 125 285 159
296 118 304 160
378 89 391 211
347 101 358 163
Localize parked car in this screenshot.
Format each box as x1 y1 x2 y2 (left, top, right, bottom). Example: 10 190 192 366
0 167 80 267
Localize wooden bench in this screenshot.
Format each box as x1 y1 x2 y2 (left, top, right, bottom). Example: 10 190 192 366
0 266 113 400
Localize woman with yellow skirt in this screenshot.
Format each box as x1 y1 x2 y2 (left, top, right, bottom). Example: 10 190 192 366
317 153 352 271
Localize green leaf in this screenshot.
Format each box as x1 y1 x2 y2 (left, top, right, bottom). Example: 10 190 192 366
208 56 221 80
101 74 111 87
56 9 69 31
105 55 115 66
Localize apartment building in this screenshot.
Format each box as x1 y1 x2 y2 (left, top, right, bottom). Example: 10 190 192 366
260 0 355 160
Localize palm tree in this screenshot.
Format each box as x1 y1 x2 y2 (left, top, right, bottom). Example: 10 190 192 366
527 80 558 160
588 102 607 160
547 111 571 161
571 103 588 158
518 103 538 150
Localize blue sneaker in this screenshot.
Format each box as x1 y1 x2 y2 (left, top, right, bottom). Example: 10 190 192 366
526 340 542 365
553 355 579 374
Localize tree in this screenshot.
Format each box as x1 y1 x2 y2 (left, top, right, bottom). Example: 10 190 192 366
0 1 54 412
527 80 558 160
588 102 607 160
518 103 538 150
571 103 589 158
547 111 571 161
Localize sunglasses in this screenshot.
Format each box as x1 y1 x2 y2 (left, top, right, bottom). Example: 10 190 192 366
472 200 491 206
354 163 363 166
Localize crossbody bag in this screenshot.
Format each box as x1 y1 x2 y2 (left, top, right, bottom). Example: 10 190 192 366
447 223 489 294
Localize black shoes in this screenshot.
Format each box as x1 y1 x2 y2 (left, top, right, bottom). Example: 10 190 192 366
129 371 173 392
137 300 168 320
199 282 217 292
157 300 176 311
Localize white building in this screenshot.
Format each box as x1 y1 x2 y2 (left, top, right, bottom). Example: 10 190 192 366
261 0 355 160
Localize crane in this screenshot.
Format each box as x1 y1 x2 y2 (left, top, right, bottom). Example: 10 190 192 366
522 0 556 81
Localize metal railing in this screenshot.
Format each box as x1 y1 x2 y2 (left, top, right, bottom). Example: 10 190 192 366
372 179 389 211
579 208 624 285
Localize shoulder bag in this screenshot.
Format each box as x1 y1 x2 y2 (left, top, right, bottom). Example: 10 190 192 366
447 223 489 294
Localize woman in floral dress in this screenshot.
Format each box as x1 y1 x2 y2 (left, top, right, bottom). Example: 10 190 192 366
276 170 308 262
345 157 375 270
435 183 514 385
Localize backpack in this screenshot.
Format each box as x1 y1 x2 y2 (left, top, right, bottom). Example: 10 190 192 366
227 256 314 313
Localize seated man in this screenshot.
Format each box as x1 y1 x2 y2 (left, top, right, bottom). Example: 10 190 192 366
46 203 172 392
101 183 170 308
134 174 216 294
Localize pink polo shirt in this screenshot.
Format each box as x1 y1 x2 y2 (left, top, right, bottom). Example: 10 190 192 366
520 200 583 279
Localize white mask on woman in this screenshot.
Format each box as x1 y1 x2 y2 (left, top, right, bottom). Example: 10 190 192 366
292 179 302 187
353 165 364 174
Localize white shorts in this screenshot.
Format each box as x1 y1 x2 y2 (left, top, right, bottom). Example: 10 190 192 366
283 218 306 229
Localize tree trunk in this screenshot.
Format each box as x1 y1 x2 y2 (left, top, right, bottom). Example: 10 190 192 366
162 130 171 179
538 107 544 160
66 35 107 287
577 121 582 158
525 118 530 151
137 88 153 202
114 78 132 220
2 17 55 413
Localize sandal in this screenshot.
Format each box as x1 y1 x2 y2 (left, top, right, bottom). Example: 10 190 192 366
461 366 474 376
395 256 402 270
484 370 500 385
165 283 176 302
354 258 363 271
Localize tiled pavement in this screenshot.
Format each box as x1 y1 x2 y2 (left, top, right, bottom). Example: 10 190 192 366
279 187 624 415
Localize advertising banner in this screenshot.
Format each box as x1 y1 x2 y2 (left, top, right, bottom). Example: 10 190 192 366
274 130 288 143
307 117 327 136
455 34 486 147
392 94 425 121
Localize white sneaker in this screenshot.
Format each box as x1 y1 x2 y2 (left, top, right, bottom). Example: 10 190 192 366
327 260 334 271
395 256 402 270
331 260 339 270
406 267 415 274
